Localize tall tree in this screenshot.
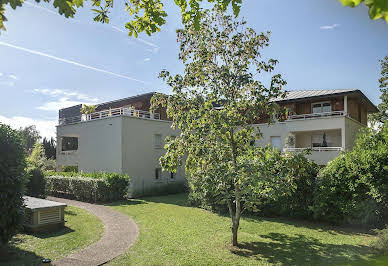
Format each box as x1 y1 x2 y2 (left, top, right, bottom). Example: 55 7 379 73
18 125 41 154
372 56 388 125
42 137 56 159
151 8 286 247
0 0 242 36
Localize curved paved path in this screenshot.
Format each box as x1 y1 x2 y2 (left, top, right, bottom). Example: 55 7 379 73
48 197 138 266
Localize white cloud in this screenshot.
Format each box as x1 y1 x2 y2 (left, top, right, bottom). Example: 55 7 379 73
0 41 146 84
37 97 97 112
8 74 18 80
144 58 151 62
0 115 56 139
34 88 99 102
0 72 3 76
320 24 340 30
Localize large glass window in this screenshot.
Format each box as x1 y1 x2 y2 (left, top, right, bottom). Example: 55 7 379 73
312 102 331 113
61 137 78 151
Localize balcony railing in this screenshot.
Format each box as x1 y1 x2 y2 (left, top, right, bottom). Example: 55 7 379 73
287 111 345 120
58 107 160 125
284 147 343 152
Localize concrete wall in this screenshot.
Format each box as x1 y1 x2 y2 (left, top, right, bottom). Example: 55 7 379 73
121 116 186 197
56 117 123 173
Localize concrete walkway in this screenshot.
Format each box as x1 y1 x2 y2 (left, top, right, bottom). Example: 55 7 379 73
48 197 138 266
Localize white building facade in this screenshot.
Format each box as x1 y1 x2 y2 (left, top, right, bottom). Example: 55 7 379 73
56 89 378 196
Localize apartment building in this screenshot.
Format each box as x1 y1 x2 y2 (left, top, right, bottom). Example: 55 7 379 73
56 89 378 195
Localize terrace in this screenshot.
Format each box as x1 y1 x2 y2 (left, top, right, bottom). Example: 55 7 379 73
58 107 161 126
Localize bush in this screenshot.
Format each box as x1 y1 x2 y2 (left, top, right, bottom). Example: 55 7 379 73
248 148 319 218
62 165 78 172
188 147 319 218
44 172 130 202
313 123 388 227
26 167 46 198
0 124 26 246
373 225 388 255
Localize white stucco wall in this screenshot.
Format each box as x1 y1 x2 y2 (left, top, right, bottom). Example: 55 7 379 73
344 117 364 150
56 117 123 173
121 116 186 196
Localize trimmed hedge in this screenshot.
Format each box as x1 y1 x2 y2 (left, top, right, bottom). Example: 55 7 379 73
45 172 130 203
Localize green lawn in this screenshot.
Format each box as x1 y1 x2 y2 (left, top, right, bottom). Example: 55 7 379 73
2 205 104 265
108 193 378 266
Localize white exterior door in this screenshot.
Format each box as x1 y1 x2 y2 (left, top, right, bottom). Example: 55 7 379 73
271 136 281 150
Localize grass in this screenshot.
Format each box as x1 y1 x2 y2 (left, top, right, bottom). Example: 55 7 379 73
108 193 378 266
1 205 104 265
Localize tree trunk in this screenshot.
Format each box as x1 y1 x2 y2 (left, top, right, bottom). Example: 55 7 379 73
232 223 238 246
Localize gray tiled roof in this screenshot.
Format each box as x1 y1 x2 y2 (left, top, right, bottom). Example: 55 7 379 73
273 89 357 102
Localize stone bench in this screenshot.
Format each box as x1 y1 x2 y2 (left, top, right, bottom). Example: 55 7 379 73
23 196 67 233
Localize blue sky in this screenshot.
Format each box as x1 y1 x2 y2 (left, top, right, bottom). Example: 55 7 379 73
0 0 387 138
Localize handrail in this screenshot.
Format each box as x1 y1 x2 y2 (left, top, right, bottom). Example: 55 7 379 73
287 111 345 120
284 147 343 152
58 107 160 125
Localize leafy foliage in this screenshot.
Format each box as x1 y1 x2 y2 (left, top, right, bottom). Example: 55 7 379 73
373 225 388 255
44 172 130 202
151 8 286 246
371 56 388 124
25 167 46 198
313 123 388 227
62 165 78 172
339 0 388 22
80 104 97 115
0 0 242 35
0 123 26 246
27 142 56 171
188 148 319 219
42 137 56 159
17 125 41 155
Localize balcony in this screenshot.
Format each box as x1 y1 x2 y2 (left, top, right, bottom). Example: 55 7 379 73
58 107 160 126
283 147 343 152
286 111 346 121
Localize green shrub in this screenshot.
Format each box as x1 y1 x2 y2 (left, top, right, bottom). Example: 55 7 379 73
26 167 46 198
0 124 26 246
188 147 319 218
62 165 78 172
313 123 388 227
373 225 388 255
44 172 130 202
247 148 319 218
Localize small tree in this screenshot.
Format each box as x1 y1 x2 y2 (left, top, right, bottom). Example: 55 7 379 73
0 123 26 247
80 104 97 115
151 8 286 246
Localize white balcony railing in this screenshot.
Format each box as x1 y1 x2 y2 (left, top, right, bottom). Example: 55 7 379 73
287 111 345 120
284 147 343 152
58 107 160 125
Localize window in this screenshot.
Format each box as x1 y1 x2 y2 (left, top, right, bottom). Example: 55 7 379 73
153 134 162 148
170 172 175 179
312 102 331 113
61 137 78 151
270 136 281 150
155 168 162 180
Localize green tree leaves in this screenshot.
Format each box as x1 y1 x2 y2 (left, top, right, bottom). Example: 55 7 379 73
339 0 388 22
0 0 242 35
